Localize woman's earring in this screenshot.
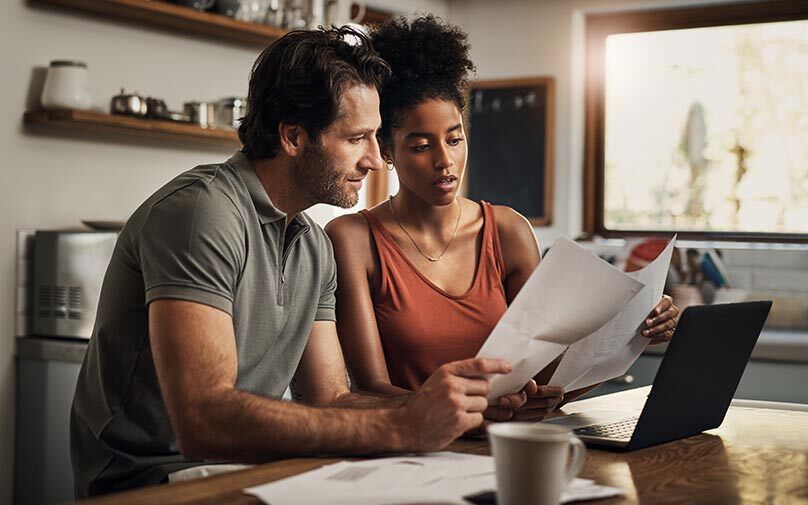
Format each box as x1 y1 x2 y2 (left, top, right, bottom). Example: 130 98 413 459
385 160 394 171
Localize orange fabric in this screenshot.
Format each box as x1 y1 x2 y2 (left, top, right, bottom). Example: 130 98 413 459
360 202 508 391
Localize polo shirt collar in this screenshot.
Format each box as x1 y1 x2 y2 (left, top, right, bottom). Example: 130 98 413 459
229 151 287 225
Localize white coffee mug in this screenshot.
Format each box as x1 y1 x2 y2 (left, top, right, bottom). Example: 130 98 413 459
488 423 586 505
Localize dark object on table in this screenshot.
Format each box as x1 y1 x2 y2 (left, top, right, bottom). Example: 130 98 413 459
546 301 772 451
464 490 497 505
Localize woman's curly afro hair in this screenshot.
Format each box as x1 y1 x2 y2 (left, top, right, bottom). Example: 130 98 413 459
370 15 475 144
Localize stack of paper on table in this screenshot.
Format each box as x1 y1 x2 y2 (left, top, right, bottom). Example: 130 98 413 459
475 236 645 400
243 452 624 505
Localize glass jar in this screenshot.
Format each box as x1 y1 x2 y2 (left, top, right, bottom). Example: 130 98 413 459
40 60 92 110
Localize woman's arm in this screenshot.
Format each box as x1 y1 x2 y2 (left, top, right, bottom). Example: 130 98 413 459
494 206 542 304
492 206 565 420
325 214 409 397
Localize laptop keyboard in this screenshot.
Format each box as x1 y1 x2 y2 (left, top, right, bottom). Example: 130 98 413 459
574 416 639 439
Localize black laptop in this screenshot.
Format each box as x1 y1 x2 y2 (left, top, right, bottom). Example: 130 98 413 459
544 301 772 451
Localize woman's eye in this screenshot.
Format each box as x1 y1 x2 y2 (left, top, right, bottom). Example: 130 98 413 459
448 137 465 146
411 144 430 152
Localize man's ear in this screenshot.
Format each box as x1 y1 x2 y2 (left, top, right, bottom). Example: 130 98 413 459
278 123 309 157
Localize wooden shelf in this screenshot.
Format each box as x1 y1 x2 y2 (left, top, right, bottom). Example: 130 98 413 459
29 0 287 46
24 109 240 148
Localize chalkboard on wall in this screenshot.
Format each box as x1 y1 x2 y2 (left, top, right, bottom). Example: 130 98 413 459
466 77 554 226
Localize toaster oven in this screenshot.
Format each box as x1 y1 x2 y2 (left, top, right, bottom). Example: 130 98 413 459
33 230 118 339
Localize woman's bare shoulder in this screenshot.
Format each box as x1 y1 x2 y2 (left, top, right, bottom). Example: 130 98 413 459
325 212 379 278
325 212 373 248
490 204 535 241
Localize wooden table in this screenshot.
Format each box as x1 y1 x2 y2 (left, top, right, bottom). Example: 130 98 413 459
74 387 808 504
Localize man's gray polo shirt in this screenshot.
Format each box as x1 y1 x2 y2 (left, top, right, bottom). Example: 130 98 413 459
70 151 336 497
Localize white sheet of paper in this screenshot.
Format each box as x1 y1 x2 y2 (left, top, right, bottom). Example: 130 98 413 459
476 236 644 400
243 452 493 505
549 236 676 391
561 478 625 503
243 452 624 505
244 460 457 505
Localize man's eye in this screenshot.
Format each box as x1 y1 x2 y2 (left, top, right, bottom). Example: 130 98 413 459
448 137 465 146
349 136 364 144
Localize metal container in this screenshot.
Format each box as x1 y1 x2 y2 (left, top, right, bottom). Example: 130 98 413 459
110 88 147 116
33 230 118 339
214 97 247 130
184 101 214 128
145 97 170 119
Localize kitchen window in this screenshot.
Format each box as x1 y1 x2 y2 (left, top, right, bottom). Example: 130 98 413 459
583 1 808 242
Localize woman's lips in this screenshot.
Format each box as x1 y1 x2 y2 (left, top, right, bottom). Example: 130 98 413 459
434 175 457 192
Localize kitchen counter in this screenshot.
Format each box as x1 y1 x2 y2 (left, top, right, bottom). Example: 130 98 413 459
15 336 87 505
16 335 88 363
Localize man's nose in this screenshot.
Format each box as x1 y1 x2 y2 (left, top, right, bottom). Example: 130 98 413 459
362 136 384 172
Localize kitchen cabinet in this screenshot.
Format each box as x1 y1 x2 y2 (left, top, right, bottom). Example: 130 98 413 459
15 337 87 505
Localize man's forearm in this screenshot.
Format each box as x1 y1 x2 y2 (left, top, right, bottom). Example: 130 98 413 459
327 389 410 409
178 387 411 463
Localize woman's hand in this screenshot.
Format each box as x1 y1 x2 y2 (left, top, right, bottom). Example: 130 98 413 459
482 389 528 423
510 380 564 422
462 388 528 437
642 294 680 345
463 381 564 438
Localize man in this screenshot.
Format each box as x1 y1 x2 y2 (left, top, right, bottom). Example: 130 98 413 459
70 27 516 498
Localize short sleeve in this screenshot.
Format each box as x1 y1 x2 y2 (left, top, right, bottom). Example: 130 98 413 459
315 236 337 321
139 182 245 315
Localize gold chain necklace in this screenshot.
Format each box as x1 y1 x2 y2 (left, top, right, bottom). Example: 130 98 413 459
388 195 462 262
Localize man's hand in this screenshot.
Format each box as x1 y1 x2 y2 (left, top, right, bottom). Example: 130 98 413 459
643 294 681 344
396 358 511 451
510 380 565 422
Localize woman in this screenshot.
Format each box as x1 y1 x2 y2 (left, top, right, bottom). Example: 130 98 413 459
325 16 679 422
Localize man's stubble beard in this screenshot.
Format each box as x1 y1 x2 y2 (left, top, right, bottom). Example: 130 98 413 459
295 141 359 209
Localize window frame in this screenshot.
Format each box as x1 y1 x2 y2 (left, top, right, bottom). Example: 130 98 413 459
583 0 808 243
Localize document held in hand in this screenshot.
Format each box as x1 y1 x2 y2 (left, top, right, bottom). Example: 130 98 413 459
476 236 644 401
549 236 677 391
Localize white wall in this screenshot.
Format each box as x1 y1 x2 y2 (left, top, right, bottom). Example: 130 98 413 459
448 0 745 249
0 0 446 502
